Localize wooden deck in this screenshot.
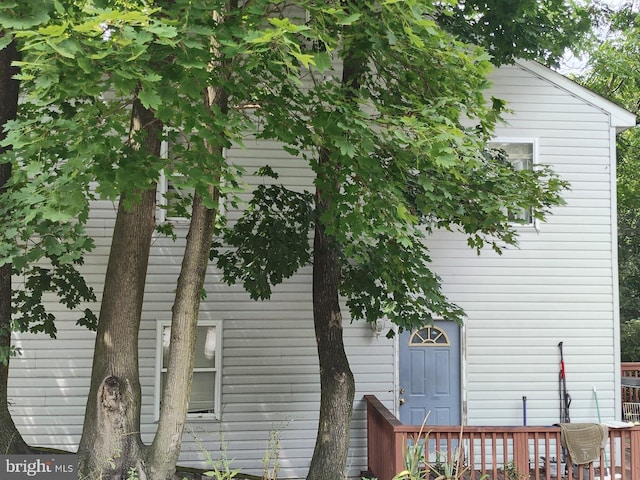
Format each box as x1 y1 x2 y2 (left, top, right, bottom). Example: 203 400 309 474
622 363 640 404
365 395 640 480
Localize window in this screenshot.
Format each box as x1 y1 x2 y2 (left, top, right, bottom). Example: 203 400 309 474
158 170 195 221
155 319 222 420
157 136 226 223
409 326 450 346
158 134 195 222
489 139 536 225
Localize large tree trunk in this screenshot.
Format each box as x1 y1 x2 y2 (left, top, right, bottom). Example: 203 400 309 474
78 98 161 480
307 149 356 480
306 18 365 479
147 65 227 476
147 191 219 480
146 3 231 472
0 36 31 455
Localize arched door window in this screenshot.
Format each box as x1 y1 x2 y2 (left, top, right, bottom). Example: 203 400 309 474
408 325 450 346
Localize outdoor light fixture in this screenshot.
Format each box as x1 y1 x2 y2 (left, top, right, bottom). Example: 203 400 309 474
370 318 386 339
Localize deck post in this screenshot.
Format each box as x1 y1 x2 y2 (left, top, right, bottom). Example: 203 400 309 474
513 430 529 479
393 432 405 479
630 428 640 480
366 397 374 476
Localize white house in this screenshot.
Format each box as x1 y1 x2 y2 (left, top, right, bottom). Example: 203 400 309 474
8 60 636 479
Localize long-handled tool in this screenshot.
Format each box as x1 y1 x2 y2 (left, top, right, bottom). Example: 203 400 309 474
559 342 571 424
558 342 571 475
593 387 617 480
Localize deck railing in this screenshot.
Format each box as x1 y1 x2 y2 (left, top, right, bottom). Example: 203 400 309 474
622 362 640 403
365 395 640 480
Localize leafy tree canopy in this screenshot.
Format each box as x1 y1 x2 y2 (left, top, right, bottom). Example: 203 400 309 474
0 0 347 341
436 0 593 66
0 3 97 342
217 0 570 333
621 319 640 362
575 3 640 323
2 0 585 337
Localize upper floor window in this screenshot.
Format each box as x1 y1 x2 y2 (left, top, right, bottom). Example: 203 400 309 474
157 133 194 222
488 139 536 225
158 169 194 222
157 134 225 223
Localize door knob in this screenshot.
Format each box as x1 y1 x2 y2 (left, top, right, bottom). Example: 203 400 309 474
399 398 405 405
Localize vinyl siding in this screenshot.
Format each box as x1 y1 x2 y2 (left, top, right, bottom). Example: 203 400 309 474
432 62 620 428
9 141 393 478
7 61 627 479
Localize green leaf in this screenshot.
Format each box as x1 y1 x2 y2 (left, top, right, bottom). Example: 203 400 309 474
53 0 64 15
138 87 162 109
245 29 276 45
45 38 79 59
268 17 309 33
312 52 332 72
291 50 315 68
34 72 59 90
0 34 12 50
126 43 149 61
38 23 67 37
146 23 178 39
335 137 356 158
0 9 49 29
337 13 361 26
387 29 397 45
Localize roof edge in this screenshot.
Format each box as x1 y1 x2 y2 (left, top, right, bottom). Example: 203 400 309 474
514 59 636 132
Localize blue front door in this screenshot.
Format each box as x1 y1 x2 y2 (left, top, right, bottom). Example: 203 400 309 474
399 321 461 425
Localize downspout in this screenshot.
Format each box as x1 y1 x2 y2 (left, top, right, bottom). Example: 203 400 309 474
610 123 622 422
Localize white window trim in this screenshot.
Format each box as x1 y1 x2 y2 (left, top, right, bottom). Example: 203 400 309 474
489 137 538 229
154 318 223 421
157 168 191 225
156 140 227 224
157 138 190 225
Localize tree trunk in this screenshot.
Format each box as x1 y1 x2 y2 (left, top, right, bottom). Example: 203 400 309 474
0 36 31 455
146 2 231 471
147 192 219 480
307 149 356 480
78 98 161 480
147 62 227 475
306 18 364 479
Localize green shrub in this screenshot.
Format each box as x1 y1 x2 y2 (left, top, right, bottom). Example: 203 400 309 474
621 319 640 362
